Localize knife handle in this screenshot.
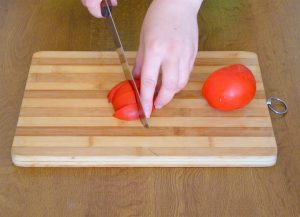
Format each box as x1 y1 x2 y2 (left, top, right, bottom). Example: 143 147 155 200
101 0 113 18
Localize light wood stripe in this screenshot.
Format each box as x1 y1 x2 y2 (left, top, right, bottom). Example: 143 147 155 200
13 136 212 148
29 65 126 74
29 65 262 76
25 81 265 91
28 73 127 83
19 107 270 117
23 90 109 99
15 127 274 137
21 98 268 109
13 136 276 148
12 146 276 157
11 157 277 167
17 117 272 127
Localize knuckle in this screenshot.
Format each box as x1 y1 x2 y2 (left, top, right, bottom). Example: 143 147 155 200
177 79 188 90
163 81 178 92
142 77 157 88
145 39 163 55
84 0 96 7
168 37 182 51
141 96 154 108
143 98 153 106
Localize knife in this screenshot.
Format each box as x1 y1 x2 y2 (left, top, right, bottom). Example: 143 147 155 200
101 0 149 128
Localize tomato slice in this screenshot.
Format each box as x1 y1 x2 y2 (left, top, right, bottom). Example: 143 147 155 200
107 79 141 102
107 79 151 121
107 80 129 103
112 91 137 111
113 104 139 121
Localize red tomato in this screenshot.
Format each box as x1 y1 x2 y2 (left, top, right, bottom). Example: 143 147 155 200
107 80 140 103
202 64 256 111
112 91 136 111
107 79 154 121
107 80 129 103
113 104 139 121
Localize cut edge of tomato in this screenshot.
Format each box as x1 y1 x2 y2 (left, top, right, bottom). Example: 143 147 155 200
113 104 140 121
112 91 137 110
107 80 129 103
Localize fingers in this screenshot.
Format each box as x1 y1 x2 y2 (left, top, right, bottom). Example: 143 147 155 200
140 53 161 118
189 44 198 72
132 45 144 79
154 60 179 109
82 0 103 18
82 0 118 18
177 45 197 93
110 0 118 6
177 57 191 93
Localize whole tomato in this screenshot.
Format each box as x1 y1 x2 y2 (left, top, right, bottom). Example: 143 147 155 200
202 64 256 111
107 80 154 121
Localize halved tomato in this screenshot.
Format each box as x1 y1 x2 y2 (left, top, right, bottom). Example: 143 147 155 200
107 79 141 103
113 104 139 121
112 91 136 111
108 79 154 121
107 80 129 103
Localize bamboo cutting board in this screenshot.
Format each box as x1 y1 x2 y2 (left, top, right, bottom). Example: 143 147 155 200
12 51 277 167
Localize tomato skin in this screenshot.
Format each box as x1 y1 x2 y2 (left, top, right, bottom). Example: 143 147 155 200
202 64 256 111
113 104 139 121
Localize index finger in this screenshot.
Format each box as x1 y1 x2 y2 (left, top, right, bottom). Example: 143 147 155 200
140 53 161 118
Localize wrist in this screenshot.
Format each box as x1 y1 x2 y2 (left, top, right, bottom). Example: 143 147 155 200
186 0 203 10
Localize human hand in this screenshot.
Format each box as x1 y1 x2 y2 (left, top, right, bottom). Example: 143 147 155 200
81 0 118 18
133 0 202 118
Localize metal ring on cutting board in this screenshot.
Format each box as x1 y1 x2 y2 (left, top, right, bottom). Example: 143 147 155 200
267 97 288 116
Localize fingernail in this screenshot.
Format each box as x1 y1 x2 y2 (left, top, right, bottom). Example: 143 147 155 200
145 109 150 118
144 105 152 118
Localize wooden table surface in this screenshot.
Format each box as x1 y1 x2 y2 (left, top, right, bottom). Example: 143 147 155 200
1 0 299 216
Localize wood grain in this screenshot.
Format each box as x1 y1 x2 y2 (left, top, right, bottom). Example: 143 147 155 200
11 51 277 168
1 0 300 216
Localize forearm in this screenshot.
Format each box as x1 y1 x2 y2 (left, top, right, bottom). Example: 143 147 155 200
152 0 203 15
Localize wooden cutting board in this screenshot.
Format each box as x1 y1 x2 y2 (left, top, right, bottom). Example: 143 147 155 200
11 51 277 167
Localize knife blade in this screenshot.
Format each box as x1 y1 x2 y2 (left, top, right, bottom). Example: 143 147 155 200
101 0 149 128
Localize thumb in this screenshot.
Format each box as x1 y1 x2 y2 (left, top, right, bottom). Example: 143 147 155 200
82 0 118 18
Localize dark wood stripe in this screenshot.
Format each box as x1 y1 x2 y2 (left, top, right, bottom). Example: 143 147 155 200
28 72 262 82
19 107 269 117
15 127 275 137
23 90 267 99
